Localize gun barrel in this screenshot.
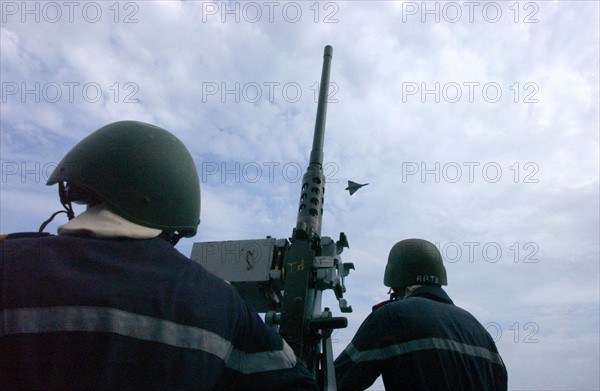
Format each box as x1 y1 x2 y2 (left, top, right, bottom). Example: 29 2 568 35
295 45 333 237
309 45 333 166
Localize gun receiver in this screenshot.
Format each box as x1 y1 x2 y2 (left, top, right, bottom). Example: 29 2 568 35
190 46 353 390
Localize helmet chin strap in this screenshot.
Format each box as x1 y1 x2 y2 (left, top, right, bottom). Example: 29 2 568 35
388 287 400 301
170 232 183 246
158 230 184 246
388 285 423 301
38 182 76 232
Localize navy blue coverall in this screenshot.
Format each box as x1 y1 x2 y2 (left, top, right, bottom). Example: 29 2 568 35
334 285 507 391
1 234 318 390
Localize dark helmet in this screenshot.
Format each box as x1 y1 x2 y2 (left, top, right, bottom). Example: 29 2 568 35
47 120 201 238
384 239 447 289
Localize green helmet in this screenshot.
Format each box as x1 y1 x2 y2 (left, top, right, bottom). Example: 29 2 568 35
383 238 447 289
47 120 201 238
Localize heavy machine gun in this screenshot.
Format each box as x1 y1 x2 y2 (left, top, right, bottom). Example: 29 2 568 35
190 45 353 390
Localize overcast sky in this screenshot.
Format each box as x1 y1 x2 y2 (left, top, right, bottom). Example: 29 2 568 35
1 1 599 390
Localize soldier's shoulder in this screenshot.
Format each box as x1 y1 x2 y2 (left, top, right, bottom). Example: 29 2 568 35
371 299 394 312
1 232 52 243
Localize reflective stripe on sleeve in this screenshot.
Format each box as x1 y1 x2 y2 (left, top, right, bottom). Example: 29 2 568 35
1 306 295 373
344 337 504 366
227 339 297 374
2 306 233 360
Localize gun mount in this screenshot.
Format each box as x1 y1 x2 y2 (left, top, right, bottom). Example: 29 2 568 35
190 46 353 391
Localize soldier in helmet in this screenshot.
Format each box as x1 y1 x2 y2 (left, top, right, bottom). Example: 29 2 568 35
1 121 317 390
334 238 507 391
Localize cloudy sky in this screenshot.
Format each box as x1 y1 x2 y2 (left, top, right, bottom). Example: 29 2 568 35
1 1 598 389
